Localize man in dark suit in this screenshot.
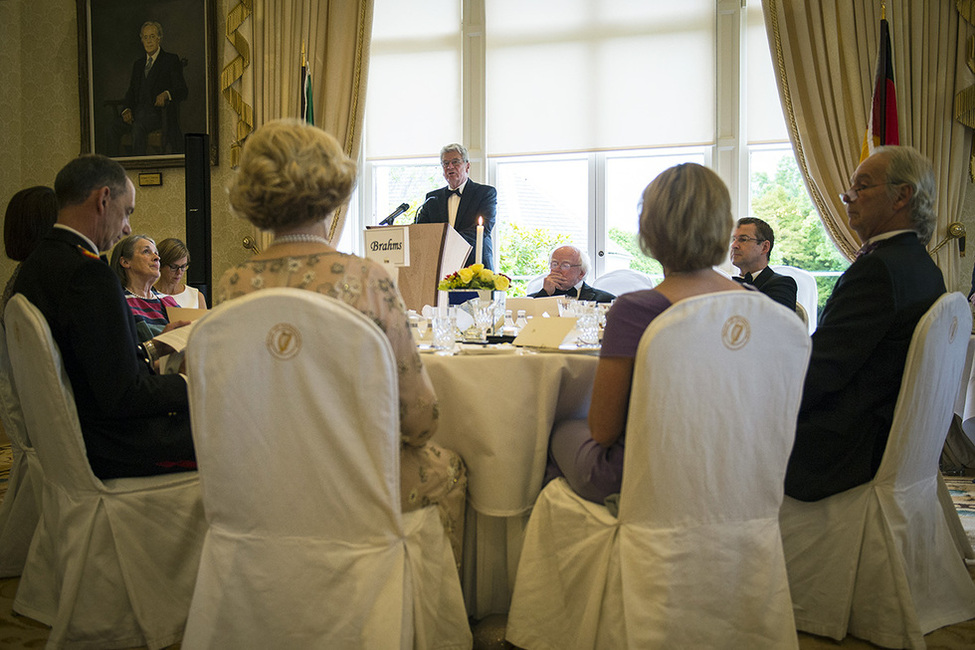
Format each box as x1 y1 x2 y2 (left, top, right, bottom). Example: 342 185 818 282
530 245 615 303
109 21 188 156
416 143 497 269
785 146 945 501
730 217 797 311
12 154 195 479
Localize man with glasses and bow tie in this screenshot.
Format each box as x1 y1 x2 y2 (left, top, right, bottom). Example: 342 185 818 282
730 217 797 311
109 21 188 156
785 145 945 502
530 245 615 303
416 143 498 269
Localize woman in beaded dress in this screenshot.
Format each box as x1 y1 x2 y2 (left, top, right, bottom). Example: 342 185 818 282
215 119 467 561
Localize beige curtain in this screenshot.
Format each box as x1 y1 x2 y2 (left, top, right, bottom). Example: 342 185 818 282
765 0 971 289
235 0 373 249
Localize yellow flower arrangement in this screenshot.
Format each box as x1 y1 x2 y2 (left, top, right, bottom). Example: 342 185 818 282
438 263 511 291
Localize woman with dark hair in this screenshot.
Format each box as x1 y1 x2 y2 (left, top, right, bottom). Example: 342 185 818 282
110 234 180 342
2 186 58 322
154 237 206 309
546 163 748 504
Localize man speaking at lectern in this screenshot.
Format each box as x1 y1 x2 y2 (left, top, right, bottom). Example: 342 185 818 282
416 143 497 269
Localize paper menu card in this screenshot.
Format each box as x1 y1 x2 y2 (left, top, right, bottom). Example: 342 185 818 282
506 296 560 320
513 317 577 349
166 306 207 323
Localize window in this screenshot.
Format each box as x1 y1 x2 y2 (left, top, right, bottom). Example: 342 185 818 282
351 0 841 304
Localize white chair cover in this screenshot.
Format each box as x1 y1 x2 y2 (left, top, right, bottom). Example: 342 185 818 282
0 327 41 577
182 289 470 650
507 292 811 649
780 292 975 648
590 268 655 297
525 272 547 295
771 265 818 334
4 294 205 649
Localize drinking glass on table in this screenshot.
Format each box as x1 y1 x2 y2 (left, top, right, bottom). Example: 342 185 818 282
432 314 454 352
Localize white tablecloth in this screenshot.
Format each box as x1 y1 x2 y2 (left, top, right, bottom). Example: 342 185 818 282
424 349 599 616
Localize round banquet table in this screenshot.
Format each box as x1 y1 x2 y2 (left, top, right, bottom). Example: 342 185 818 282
423 348 599 617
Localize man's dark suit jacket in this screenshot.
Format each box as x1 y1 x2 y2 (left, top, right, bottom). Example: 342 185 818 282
121 49 188 152
530 282 615 303
785 232 945 501
12 228 194 479
416 179 497 269
745 266 797 311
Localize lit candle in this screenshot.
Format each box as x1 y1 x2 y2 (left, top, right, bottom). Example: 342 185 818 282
475 217 484 265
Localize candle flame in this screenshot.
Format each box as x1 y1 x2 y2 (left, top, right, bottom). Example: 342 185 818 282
478 216 483 226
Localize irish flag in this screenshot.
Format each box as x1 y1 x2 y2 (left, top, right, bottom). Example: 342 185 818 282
300 60 314 126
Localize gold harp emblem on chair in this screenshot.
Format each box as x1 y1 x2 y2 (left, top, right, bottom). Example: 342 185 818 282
266 323 302 360
722 315 751 351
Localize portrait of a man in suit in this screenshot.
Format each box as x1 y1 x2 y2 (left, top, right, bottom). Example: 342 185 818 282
416 143 498 269
107 21 188 156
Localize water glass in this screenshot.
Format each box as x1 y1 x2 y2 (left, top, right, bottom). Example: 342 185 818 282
432 315 454 351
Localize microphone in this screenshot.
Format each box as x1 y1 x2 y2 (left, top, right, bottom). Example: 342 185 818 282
412 195 436 223
379 202 410 226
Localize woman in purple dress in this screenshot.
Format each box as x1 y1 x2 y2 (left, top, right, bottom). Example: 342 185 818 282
546 163 747 504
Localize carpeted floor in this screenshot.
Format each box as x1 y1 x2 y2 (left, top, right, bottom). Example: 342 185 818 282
2 445 975 649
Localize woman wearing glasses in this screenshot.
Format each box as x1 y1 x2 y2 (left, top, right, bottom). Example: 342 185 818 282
154 237 207 309
545 163 746 503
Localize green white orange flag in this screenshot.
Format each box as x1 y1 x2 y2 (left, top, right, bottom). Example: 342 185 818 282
859 17 898 163
300 59 314 126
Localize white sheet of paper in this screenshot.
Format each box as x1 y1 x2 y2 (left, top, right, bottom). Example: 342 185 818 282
153 320 196 352
513 317 577 348
506 296 561 319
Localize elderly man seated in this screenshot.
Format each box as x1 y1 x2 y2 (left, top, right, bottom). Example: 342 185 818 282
530 244 615 303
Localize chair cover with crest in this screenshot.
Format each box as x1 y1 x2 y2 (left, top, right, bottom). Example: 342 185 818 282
0 326 42 577
780 292 975 648
506 292 810 649
4 293 205 649
182 288 470 649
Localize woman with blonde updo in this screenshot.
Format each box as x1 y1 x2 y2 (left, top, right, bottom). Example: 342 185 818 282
216 119 467 561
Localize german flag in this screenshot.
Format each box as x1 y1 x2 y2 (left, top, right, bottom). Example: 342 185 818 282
859 18 898 163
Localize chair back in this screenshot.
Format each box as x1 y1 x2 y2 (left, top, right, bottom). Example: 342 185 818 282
524 272 547 295
185 288 402 541
591 268 655 296
0 322 42 576
771 265 818 334
5 295 100 493
619 291 811 526
876 292 971 487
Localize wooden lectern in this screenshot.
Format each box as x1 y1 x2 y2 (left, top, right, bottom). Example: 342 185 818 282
367 223 472 313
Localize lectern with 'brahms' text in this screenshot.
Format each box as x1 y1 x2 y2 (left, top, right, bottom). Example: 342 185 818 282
365 223 471 313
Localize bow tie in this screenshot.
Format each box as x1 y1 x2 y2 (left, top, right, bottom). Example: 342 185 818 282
856 240 879 260
734 273 754 284
559 287 578 298
446 188 461 197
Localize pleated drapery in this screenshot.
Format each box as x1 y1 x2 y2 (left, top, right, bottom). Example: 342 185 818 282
765 0 971 289
223 0 374 249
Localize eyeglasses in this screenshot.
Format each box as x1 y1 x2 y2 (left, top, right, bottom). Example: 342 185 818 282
168 263 189 272
550 261 582 271
441 159 466 168
730 235 765 245
839 182 891 204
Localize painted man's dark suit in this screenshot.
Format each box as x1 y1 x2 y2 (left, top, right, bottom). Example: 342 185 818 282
735 266 797 311
111 48 188 155
416 180 497 269
785 232 945 501
530 282 615 303
12 227 194 479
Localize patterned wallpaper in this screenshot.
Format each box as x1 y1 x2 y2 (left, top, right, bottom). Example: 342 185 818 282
0 0 254 302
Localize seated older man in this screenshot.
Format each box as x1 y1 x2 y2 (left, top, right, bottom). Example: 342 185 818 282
530 245 615 303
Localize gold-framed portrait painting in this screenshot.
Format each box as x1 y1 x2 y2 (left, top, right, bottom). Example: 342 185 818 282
77 0 218 169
